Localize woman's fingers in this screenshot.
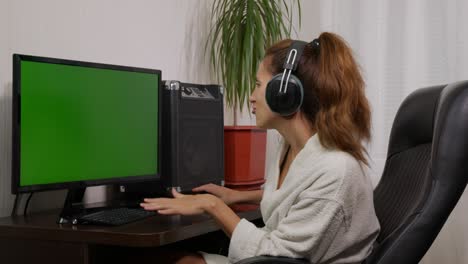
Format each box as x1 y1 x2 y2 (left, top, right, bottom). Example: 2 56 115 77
192 187 204 192
143 198 171 203
192 184 212 192
157 209 178 215
172 188 184 198
193 183 221 194
140 203 164 210
141 198 175 210
140 193 205 215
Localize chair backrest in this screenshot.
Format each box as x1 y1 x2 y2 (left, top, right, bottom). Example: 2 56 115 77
365 81 468 264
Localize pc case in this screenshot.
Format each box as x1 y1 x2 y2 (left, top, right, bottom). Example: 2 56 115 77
161 80 224 193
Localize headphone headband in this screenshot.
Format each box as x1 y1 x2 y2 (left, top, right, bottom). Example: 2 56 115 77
279 41 307 94
283 40 308 71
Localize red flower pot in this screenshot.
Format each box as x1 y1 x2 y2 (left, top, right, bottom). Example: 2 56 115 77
223 126 266 187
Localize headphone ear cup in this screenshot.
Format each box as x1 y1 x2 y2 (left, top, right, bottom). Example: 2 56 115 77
266 74 304 116
266 74 283 113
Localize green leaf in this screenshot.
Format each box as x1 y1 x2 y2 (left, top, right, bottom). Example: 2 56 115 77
206 0 302 113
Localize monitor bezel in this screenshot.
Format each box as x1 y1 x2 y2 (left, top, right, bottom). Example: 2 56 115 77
12 54 162 194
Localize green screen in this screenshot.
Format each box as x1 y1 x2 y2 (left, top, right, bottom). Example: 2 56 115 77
20 60 159 186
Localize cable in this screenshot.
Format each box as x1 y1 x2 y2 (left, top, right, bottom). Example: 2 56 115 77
11 194 21 217
23 192 34 216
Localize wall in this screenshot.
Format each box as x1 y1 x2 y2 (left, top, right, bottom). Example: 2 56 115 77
0 0 218 217
0 0 11 217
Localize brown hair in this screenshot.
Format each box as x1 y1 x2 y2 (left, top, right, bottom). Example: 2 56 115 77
265 32 371 165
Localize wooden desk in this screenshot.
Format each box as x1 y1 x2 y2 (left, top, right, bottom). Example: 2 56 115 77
0 208 262 264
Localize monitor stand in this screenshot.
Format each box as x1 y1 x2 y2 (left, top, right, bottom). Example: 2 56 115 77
57 188 86 224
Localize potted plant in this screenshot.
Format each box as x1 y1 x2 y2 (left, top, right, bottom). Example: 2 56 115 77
206 0 301 191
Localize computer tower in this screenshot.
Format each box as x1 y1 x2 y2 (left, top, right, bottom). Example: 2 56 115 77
161 80 224 193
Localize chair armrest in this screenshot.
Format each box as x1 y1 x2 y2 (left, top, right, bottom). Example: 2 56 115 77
234 256 309 264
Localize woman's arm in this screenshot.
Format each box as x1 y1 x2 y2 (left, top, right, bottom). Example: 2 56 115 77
192 184 264 205
228 198 345 263
234 189 263 204
141 188 241 237
203 195 241 237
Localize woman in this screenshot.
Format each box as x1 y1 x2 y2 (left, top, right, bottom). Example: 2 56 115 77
141 32 380 264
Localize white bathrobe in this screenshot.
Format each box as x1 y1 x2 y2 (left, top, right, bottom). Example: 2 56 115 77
203 134 380 264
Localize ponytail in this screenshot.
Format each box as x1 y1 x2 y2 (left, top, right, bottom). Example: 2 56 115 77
265 32 371 165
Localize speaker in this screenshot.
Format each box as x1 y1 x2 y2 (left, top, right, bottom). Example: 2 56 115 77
161 80 224 193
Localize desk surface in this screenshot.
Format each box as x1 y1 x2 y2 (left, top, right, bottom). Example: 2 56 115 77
0 208 262 247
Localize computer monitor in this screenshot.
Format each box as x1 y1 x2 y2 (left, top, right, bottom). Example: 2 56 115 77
11 54 162 197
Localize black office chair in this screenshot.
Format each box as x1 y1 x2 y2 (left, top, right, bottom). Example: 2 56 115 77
236 81 468 264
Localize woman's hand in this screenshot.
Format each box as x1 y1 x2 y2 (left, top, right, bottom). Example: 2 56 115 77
142 188 242 237
192 183 240 205
140 188 217 216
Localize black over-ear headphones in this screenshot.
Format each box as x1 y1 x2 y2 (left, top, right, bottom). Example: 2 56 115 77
265 40 308 116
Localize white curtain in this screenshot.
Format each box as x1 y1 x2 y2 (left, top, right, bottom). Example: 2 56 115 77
312 0 468 263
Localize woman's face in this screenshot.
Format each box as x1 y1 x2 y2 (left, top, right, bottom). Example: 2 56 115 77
250 59 277 128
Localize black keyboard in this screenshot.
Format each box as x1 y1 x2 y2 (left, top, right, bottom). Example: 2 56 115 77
75 207 156 226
